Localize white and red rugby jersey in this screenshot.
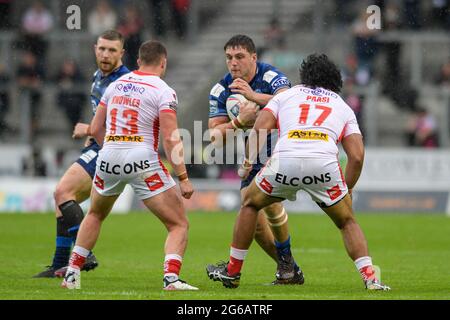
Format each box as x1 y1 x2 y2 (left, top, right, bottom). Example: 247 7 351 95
99 70 178 153
263 85 361 158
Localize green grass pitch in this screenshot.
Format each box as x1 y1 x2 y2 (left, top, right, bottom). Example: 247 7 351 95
0 212 449 300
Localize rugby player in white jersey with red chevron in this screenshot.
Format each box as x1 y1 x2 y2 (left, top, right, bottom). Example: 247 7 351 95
207 54 390 290
62 40 198 291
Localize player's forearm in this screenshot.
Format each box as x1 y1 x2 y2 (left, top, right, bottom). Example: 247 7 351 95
93 130 105 147
209 120 243 146
90 120 105 146
162 136 188 177
344 158 364 190
91 124 105 146
341 134 365 191
249 92 274 107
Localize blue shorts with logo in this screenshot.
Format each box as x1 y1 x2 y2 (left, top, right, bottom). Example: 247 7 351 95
75 139 101 179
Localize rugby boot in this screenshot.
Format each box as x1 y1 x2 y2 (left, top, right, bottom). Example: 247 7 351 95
61 267 81 289
54 252 98 278
206 261 241 288
33 265 58 278
272 254 305 285
365 278 391 291
163 276 199 291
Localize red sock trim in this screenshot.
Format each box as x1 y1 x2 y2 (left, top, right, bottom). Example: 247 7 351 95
164 259 182 276
69 252 86 269
360 265 376 281
228 256 243 276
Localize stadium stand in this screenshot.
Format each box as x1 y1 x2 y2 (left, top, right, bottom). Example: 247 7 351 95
0 0 449 179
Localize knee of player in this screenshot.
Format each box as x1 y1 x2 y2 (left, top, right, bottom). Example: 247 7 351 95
241 197 263 215
86 209 107 222
54 183 73 203
181 218 189 231
167 216 189 232
241 196 257 209
336 215 356 230
262 202 284 217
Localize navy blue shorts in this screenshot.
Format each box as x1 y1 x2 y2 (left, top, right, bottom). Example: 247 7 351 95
240 164 263 190
75 139 101 179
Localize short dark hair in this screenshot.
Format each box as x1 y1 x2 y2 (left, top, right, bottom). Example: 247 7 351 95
139 40 167 66
299 54 343 93
224 34 256 54
98 30 124 46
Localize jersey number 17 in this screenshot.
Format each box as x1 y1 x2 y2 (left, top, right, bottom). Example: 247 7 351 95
299 104 331 126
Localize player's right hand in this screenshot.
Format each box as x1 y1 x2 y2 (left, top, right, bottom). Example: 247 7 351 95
72 123 90 139
179 179 194 199
238 101 259 127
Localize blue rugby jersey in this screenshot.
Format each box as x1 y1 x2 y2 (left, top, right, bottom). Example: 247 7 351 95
208 61 291 119
90 65 130 114
208 62 291 170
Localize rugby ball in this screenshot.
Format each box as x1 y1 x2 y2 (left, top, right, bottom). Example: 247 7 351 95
226 94 247 120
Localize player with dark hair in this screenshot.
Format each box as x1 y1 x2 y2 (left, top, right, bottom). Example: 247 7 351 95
33 30 130 278
207 53 391 290
62 40 198 291
207 34 303 285
299 53 343 94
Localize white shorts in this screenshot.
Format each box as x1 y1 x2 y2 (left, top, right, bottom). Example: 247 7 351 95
255 155 347 207
93 147 176 200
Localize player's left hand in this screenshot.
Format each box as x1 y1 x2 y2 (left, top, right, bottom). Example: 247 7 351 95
229 78 255 100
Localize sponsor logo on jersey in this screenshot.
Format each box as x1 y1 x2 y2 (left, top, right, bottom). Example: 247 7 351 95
99 159 151 175
105 135 144 142
115 83 146 94
169 100 178 111
145 173 164 191
327 184 343 200
259 177 273 194
91 100 98 114
288 130 328 141
263 70 278 83
209 100 218 114
210 83 225 98
275 172 331 186
94 174 104 190
300 87 338 98
271 77 291 90
79 149 97 163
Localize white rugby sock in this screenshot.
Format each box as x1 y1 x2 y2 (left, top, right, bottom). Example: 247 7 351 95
230 247 248 260
72 245 90 257
354 256 372 271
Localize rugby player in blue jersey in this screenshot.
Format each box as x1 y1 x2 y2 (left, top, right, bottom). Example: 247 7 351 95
33 30 130 278
206 35 303 285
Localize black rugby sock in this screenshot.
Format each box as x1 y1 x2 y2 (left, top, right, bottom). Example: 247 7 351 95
58 200 85 245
